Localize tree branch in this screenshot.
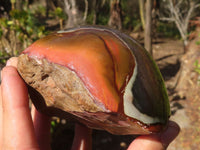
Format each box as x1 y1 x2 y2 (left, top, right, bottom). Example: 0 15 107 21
184 1 195 31
195 3 200 9
83 0 88 21
160 17 174 22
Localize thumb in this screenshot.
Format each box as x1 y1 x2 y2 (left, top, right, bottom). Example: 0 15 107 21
128 121 180 150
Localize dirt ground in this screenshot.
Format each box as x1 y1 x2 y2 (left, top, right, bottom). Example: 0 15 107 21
51 38 200 150
153 38 200 150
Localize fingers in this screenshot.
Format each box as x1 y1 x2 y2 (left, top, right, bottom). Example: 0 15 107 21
0 57 18 148
1 57 52 150
127 121 180 150
0 86 3 148
31 105 51 150
71 123 92 150
1 66 39 149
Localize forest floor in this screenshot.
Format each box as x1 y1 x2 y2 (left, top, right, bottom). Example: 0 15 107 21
153 38 200 150
154 38 200 150
51 37 200 150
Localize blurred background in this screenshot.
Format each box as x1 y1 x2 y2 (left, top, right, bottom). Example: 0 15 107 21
0 0 200 149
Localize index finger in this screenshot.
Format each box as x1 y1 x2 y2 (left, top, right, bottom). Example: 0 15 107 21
1 66 39 149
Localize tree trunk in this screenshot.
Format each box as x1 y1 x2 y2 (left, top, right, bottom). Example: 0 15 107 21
108 0 122 30
46 0 50 17
64 0 88 28
92 0 97 25
83 0 88 22
16 0 22 10
139 0 145 30
144 0 152 56
152 0 160 39
64 0 78 28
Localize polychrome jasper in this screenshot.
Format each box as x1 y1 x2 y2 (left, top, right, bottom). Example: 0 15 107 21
17 26 170 135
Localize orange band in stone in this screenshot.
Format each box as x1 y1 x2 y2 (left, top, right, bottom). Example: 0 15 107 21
23 29 135 112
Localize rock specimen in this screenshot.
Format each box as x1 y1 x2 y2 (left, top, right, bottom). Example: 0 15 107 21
17 26 170 135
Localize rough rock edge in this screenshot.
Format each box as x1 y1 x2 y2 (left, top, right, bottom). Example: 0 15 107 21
17 54 105 113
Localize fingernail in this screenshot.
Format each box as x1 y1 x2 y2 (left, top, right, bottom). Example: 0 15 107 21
161 121 180 148
6 59 12 66
6 57 18 67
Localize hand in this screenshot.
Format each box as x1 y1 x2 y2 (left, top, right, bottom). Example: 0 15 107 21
0 57 180 150
127 120 180 150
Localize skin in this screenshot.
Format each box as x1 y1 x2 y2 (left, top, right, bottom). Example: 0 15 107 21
0 57 180 150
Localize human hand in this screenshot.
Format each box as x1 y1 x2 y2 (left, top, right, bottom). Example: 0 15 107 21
0 57 180 150
127 120 180 150
0 57 92 150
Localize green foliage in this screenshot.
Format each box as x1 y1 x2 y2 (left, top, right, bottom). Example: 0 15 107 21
196 33 200 45
194 60 200 75
51 120 58 134
96 14 109 25
0 51 9 64
34 5 46 16
0 2 48 63
96 1 110 25
157 22 181 38
123 15 142 31
9 9 47 41
86 12 94 24
51 7 67 20
49 7 67 29
194 60 200 85
120 0 141 30
10 0 16 3
196 41 200 45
